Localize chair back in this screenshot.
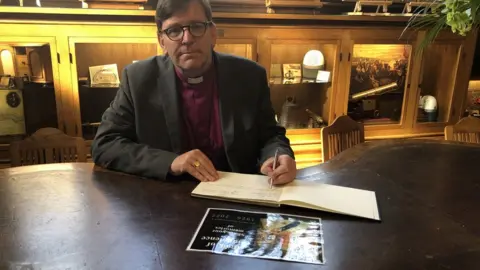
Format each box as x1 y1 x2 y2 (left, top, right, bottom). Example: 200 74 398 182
321 115 365 162
445 116 480 144
9 127 87 167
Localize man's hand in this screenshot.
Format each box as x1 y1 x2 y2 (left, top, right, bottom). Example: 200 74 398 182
170 149 219 182
260 154 296 185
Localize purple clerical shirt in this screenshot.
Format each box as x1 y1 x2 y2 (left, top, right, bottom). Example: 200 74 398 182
174 65 230 171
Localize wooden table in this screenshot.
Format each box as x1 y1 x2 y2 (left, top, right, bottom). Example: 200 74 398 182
1 139 479 269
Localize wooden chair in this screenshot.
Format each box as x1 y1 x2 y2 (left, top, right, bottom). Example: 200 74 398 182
321 115 365 162
445 116 480 144
9 127 87 167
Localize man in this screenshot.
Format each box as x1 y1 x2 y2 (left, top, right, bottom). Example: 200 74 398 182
91 0 297 184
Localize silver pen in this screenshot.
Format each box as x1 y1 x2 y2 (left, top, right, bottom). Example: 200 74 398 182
270 149 279 189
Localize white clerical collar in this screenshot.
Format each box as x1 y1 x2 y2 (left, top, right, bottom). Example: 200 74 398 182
187 76 204 84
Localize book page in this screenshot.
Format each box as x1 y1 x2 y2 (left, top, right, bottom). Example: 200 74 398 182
191 171 283 204
279 181 380 221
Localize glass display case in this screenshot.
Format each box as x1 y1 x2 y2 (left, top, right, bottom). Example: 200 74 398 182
0 41 59 144
0 10 476 168
416 42 461 124
346 44 412 126
267 41 338 130
68 37 160 139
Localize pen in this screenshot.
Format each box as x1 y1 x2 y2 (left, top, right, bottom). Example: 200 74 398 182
270 149 279 189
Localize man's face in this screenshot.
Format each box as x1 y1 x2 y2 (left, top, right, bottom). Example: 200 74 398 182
158 1 217 74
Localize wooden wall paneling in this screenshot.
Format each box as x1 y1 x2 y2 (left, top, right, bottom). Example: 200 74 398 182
349 28 416 40
213 24 260 37
215 38 257 61
210 0 266 13
266 0 324 14
214 25 259 61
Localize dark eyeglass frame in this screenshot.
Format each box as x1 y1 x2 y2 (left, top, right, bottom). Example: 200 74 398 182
159 21 213 41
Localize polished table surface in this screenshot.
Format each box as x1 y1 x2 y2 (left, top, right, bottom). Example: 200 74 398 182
1 139 480 270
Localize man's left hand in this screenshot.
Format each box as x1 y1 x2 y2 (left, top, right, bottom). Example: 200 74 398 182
260 154 297 185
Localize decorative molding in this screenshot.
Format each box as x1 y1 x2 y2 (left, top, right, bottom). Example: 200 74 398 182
210 0 264 6
79 0 147 10
266 0 323 8
265 0 323 14
210 0 265 13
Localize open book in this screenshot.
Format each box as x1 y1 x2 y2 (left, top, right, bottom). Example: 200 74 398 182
191 171 380 221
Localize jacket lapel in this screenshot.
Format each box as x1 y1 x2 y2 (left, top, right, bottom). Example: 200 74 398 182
156 57 183 153
214 53 236 158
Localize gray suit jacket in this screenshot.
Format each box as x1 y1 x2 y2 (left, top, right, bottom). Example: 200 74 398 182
91 52 294 180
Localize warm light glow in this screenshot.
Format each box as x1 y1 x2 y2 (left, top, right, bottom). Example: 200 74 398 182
0 49 15 76
468 80 480 91
303 49 324 68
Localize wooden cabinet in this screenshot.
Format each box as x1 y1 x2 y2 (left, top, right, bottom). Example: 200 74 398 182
0 35 63 164
256 28 343 168
337 29 418 139
68 37 160 139
0 8 476 168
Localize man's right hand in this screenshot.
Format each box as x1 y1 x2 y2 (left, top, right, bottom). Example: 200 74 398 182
169 149 220 182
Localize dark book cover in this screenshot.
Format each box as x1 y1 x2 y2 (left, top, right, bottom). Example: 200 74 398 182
187 208 325 265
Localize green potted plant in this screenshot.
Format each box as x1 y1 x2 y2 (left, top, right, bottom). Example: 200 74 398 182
404 0 480 51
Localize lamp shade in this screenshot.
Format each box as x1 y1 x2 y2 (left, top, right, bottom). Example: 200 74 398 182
303 50 325 79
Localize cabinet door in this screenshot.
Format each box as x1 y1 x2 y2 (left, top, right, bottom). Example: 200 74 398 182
414 40 462 126
68 37 161 140
342 30 416 137
0 36 63 141
260 37 341 130
258 28 342 168
214 25 259 61
410 29 477 136
215 38 257 61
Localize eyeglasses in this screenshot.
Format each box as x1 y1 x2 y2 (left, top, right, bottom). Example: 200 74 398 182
160 21 213 41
